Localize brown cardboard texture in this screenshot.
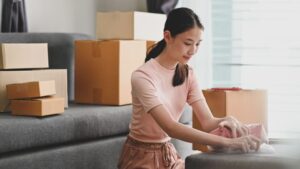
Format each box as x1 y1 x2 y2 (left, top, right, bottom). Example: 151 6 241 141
193 89 268 152
146 41 156 54
96 11 166 41
0 43 49 69
0 69 68 112
11 97 64 116
6 80 56 99
75 40 146 105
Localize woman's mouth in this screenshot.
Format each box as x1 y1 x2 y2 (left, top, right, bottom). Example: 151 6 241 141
183 55 191 61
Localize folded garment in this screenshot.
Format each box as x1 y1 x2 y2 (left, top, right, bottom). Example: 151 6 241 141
210 123 268 143
208 123 271 153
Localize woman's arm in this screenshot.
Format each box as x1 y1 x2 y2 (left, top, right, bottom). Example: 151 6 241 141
191 100 223 132
149 105 228 146
150 105 260 152
192 100 249 137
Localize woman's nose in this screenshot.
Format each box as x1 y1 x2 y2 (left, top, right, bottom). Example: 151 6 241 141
188 45 197 55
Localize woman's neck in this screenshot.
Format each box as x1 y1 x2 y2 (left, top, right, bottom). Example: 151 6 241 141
155 51 178 70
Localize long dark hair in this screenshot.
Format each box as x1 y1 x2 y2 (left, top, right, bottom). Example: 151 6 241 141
145 7 204 86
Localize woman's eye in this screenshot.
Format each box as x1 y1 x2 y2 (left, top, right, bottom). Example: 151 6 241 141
184 42 192 46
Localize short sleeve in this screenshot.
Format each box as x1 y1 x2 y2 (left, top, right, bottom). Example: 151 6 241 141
131 71 162 113
187 68 205 105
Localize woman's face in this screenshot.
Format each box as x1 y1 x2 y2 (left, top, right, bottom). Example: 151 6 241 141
165 26 203 64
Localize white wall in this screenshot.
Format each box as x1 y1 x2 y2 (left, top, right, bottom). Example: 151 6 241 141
176 0 212 88
25 0 147 37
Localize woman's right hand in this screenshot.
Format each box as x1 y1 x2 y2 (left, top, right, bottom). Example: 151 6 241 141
226 135 262 153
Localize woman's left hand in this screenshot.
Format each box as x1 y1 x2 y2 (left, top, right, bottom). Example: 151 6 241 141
218 116 249 138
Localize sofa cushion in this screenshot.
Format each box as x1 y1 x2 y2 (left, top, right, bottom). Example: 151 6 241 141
0 103 191 154
0 103 192 154
0 136 126 169
0 103 131 154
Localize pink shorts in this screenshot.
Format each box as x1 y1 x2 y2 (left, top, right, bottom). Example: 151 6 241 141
118 136 185 169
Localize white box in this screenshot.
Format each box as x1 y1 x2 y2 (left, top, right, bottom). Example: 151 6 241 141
96 11 166 41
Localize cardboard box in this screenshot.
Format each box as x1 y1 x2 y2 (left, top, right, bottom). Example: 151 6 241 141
146 41 156 53
6 80 56 99
0 69 68 112
0 43 49 69
11 97 64 116
193 89 268 152
96 11 166 41
75 40 146 105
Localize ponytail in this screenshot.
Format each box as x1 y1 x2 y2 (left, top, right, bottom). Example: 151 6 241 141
173 64 189 86
145 39 166 62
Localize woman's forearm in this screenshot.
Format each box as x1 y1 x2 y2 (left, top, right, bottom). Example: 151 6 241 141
168 121 229 147
202 117 225 132
191 100 226 132
150 104 230 147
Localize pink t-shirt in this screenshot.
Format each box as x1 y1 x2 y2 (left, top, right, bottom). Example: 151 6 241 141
129 59 205 143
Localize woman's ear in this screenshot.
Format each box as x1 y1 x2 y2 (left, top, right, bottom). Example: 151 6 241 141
163 30 172 43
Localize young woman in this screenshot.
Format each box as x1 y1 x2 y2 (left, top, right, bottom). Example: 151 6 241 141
118 7 261 169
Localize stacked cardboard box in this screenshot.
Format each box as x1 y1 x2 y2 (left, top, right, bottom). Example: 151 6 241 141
192 88 268 152
0 43 49 69
6 80 64 116
0 43 68 113
75 11 166 105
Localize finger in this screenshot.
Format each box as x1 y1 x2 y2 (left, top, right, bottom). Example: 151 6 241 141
231 125 238 138
250 135 262 145
246 137 257 151
218 121 225 128
230 122 239 138
236 125 245 137
249 141 260 152
242 125 249 135
250 135 262 151
242 142 249 153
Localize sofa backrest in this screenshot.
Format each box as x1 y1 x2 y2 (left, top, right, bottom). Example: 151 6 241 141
0 33 92 101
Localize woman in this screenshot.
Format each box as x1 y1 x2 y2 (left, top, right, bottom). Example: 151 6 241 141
118 7 261 169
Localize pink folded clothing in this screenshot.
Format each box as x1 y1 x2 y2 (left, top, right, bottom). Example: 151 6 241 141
210 123 268 143
208 123 269 153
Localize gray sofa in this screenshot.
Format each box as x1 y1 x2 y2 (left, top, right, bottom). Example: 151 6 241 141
0 33 193 169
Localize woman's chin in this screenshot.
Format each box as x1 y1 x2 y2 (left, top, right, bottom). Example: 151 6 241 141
179 59 189 64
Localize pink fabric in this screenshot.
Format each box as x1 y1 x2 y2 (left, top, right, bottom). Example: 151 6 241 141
129 59 205 143
209 123 268 143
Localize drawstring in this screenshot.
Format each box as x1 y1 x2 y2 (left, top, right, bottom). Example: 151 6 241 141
154 152 159 169
162 142 174 167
